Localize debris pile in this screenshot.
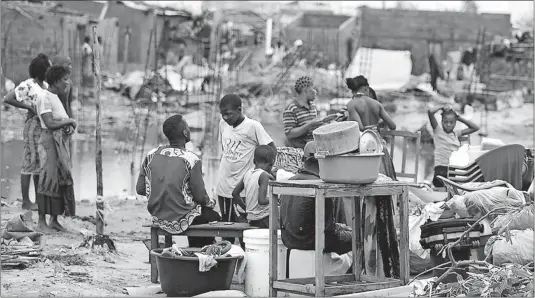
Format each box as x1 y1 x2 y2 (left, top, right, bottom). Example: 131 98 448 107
1 211 43 269
1 237 42 269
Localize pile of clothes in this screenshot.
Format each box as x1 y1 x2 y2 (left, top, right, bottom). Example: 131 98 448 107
160 241 246 278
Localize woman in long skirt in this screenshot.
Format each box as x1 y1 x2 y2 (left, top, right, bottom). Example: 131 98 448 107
3 54 51 210
341 75 401 278
35 65 77 232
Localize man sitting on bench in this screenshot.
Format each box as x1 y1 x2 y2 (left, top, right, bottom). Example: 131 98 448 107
136 115 220 248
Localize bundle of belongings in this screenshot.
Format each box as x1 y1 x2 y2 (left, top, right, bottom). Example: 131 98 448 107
161 241 246 278
407 175 534 275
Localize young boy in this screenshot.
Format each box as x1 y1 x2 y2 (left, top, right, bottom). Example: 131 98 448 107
428 106 480 187
232 145 276 228
217 94 277 236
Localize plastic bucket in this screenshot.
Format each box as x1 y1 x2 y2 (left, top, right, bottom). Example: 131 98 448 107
151 249 243 297
243 229 288 297
316 152 384 184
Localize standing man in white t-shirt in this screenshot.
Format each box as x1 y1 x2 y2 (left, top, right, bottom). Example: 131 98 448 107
217 94 277 237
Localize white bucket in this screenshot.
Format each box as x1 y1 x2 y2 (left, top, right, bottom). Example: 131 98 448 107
243 229 288 297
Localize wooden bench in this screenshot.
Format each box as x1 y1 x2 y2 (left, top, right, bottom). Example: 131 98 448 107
143 222 256 283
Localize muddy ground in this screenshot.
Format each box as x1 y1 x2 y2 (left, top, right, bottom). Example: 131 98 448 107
1 89 533 296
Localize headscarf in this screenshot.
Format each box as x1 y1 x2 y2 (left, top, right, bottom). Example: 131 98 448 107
295 76 313 93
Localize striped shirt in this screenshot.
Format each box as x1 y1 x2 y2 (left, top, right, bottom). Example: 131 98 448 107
283 100 318 149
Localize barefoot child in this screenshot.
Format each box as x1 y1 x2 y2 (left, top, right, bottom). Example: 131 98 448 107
428 106 480 187
231 145 276 228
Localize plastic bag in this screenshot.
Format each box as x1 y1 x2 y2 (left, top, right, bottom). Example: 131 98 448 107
449 144 470 167
446 195 471 218
409 202 446 259
464 187 526 219
485 229 534 266
492 205 534 233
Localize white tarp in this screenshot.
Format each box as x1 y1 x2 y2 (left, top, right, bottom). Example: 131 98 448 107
345 48 412 91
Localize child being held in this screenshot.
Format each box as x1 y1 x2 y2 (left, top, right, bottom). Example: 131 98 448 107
232 145 276 228
428 106 479 187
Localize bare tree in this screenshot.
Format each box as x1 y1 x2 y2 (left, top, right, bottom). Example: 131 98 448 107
461 0 478 14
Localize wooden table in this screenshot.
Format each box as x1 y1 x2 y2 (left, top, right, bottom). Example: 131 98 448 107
268 179 410 297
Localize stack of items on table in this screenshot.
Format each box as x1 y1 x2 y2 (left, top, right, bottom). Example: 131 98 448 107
1 211 43 269
311 121 385 184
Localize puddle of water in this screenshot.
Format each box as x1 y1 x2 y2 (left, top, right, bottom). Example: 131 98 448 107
0 126 208 202
1 122 436 203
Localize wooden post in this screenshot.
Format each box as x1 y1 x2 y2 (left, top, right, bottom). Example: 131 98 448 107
0 2 4 204
92 26 104 235
122 26 131 75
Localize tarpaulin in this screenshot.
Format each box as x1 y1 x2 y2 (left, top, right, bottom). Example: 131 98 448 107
345 48 412 91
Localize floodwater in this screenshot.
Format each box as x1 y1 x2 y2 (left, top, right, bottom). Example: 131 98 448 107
0 129 435 203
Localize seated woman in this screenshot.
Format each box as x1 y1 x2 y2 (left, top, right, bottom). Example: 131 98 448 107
136 115 220 248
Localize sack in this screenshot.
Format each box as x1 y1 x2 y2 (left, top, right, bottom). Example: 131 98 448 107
446 195 471 218
485 229 534 266
464 187 526 220
492 205 534 233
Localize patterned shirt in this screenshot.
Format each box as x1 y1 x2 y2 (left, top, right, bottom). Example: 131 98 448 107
283 100 318 149
139 146 214 234
14 79 48 119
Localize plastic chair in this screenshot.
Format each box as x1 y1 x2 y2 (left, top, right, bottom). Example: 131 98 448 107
436 175 512 199
447 144 525 189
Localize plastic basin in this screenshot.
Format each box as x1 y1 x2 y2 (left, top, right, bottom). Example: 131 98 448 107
316 152 384 184
151 249 243 297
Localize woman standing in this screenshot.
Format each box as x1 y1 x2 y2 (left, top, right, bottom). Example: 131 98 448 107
341 75 401 279
35 65 77 232
3 54 51 210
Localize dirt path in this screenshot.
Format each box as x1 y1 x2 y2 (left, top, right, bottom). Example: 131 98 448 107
1 198 173 297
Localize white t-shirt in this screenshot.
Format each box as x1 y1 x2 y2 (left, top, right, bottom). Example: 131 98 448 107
433 125 462 167
216 116 273 198
36 90 70 129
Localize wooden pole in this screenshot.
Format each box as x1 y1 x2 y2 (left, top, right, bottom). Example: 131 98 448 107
122 27 131 75
0 2 4 204
92 26 104 235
